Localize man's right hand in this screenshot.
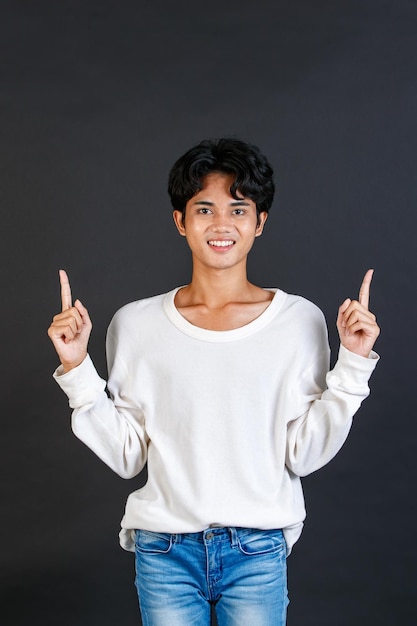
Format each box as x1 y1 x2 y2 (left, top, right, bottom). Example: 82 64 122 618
47 269 92 373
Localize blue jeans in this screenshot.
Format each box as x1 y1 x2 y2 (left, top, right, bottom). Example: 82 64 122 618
134 527 288 625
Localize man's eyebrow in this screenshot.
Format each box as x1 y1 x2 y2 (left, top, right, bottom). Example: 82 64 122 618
192 200 250 206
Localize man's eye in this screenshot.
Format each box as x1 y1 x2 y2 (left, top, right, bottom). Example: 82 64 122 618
198 208 212 214
232 209 245 215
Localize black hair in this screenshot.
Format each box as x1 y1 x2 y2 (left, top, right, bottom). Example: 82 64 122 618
168 138 275 220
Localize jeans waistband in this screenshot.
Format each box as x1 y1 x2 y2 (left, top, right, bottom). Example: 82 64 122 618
136 527 284 548
158 527 283 548
173 527 239 546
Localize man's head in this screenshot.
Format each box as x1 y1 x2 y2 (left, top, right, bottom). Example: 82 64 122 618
168 138 275 223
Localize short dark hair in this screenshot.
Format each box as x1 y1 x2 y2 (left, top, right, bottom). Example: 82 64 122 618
168 138 275 220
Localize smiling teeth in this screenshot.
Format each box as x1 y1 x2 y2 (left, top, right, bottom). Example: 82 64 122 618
208 240 234 247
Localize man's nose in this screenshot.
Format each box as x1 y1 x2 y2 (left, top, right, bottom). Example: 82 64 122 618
212 212 232 231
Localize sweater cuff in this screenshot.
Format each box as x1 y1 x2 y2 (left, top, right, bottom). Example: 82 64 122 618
326 344 379 393
53 354 106 408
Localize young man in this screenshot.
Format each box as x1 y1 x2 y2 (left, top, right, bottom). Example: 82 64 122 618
48 138 380 626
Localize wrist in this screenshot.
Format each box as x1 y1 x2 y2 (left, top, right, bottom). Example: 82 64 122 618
61 353 87 373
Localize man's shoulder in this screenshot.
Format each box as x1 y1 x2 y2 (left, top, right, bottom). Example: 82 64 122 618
279 290 325 321
109 288 177 330
116 291 167 314
273 290 328 342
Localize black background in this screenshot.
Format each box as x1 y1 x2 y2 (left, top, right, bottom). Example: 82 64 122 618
1 1 416 624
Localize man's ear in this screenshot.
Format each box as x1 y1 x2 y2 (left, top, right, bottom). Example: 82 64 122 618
255 211 268 237
173 210 186 236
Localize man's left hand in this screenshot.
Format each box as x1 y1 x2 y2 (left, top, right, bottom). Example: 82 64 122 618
337 269 380 358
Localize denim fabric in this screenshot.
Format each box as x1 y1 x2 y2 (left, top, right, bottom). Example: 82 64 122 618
134 527 288 626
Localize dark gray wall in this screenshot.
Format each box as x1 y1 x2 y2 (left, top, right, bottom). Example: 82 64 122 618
1 1 416 624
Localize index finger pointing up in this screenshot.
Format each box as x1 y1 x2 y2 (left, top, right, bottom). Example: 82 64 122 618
358 268 374 309
59 269 72 311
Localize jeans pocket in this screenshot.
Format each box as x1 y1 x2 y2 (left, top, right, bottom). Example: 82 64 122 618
135 530 173 554
236 529 286 556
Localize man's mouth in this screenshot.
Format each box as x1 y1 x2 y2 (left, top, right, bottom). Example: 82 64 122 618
208 240 235 248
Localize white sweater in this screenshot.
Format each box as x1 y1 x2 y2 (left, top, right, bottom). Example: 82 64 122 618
54 288 379 554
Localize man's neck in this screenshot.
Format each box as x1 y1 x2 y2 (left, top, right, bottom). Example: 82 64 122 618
174 267 274 331
178 265 264 308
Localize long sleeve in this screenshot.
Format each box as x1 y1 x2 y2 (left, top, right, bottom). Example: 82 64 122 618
285 344 379 477
53 352 148 479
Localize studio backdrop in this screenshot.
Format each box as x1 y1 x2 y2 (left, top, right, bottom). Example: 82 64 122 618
1 2 416 625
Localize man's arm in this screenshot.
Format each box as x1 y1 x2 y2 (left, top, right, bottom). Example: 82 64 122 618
48 271 148 479
285 270 380 477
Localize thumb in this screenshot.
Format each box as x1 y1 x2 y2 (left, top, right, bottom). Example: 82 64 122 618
337 298 351 329
74 299 92 332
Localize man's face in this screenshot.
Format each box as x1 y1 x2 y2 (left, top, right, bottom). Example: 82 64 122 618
173 172 267 273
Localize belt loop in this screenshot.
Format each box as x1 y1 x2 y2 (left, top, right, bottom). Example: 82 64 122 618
172 533 179 544
229 527 238 548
